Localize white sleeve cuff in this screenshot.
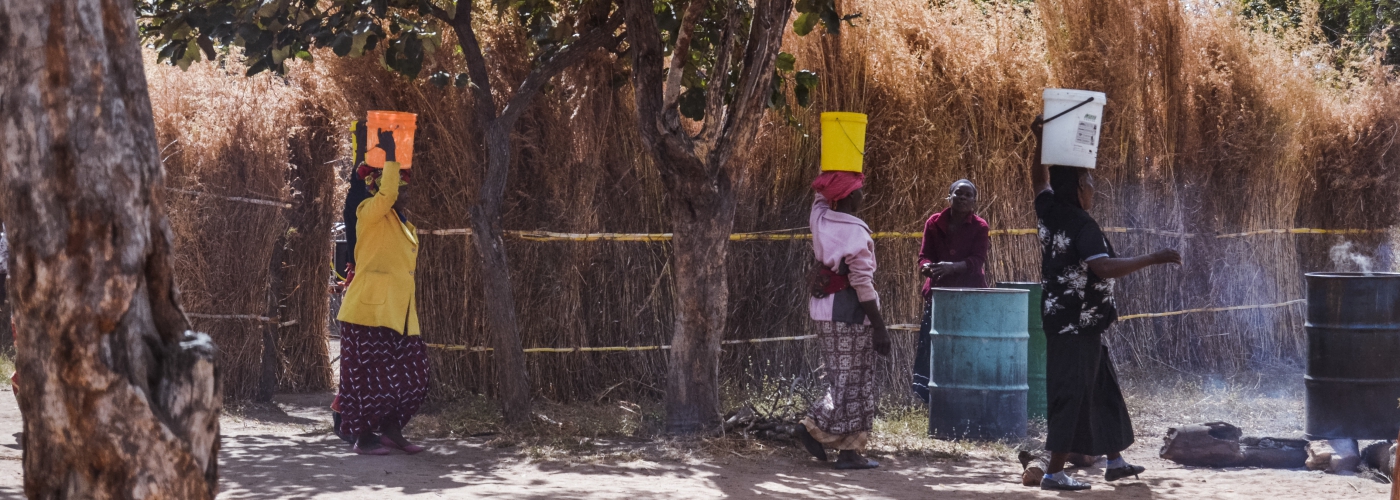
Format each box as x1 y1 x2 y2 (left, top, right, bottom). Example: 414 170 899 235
1085 253 1109 262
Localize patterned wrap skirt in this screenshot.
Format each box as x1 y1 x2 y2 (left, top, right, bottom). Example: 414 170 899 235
338 322 430 437
802 320 877 451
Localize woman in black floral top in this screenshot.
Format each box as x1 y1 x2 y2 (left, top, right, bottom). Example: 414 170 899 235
1030 117 1181 491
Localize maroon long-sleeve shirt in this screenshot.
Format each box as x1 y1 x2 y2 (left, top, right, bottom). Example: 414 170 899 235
918 208 990 298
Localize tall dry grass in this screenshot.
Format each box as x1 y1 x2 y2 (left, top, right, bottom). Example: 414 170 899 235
151 0 1400 403
148 56 339 398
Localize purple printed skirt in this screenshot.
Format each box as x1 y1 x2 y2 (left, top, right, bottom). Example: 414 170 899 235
337 322 430 437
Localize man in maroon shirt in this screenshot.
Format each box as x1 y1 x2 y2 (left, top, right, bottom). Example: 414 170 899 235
911 179 991 402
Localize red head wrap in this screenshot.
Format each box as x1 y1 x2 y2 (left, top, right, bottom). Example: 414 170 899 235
811 171 865 202
357 163 411 195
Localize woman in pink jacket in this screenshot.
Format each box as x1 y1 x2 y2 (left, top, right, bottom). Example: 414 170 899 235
795 170 892 470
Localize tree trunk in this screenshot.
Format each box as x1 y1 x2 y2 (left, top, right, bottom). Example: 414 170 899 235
0 0 221 497
664 187 737 434
470 124 532 424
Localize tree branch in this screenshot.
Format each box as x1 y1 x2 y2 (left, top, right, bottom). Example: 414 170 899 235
497 11 625 130
698 4 739 148
624 0 669 148
427 2 453 23
446 1 499 125
662 0 708 112
710 0 791 168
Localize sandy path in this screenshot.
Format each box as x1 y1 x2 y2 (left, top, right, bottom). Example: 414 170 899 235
0 388 1387 499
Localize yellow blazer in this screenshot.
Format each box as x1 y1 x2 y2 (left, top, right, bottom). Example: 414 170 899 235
337 162 421 335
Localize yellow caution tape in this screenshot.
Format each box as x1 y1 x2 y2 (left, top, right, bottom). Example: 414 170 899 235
1116 299 1306 321
425 300 1312 353
426 334 822 353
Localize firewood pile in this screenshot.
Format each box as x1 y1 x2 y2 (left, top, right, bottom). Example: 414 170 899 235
1158 421 1395 482
721 406 805 441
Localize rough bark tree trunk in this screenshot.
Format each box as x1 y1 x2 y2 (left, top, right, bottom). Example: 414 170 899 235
623 0 791 434
663 179 736 431
0 0 222 497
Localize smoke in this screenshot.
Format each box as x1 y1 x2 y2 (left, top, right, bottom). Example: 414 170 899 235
1329 241 1375 275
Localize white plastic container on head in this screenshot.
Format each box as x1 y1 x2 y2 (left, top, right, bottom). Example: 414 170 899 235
1040 89 1107 169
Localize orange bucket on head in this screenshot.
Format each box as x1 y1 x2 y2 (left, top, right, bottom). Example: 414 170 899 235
364 111 418 169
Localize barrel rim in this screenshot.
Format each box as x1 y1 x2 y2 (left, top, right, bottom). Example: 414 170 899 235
1305 272 1400 278
994 281 1041 286
931 287 1027 294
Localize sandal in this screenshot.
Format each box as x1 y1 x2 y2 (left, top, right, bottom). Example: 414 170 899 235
1105 464 1145 482
1041 473 1092 491
833 458 880 470
381 435 426 455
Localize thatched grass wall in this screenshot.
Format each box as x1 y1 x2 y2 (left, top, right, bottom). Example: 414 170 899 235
148 58 338 399
153 0 1400 403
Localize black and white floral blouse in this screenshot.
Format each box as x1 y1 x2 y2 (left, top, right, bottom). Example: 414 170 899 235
1035 190 1117 336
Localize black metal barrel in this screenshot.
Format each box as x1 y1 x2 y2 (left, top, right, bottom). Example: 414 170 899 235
1305 272 1400 440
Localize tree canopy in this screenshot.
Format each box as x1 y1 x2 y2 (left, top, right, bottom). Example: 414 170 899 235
1246 0 1400 65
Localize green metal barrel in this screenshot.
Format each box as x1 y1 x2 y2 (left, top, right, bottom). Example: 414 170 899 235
997 282 1047 419
927 287 1029 440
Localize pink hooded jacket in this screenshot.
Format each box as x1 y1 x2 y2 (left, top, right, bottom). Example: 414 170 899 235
809 194 879 322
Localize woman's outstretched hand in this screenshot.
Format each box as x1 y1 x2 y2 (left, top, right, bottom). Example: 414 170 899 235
1153 249 1182 266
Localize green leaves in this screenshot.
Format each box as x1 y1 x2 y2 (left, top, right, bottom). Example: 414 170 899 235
794 69 818 107
793 0 858 36
793 12 818 36
775 51 796 72
136 0 552 81
769 62 819 127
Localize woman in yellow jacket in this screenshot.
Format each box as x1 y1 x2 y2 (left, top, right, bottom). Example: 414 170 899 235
336 131 428 455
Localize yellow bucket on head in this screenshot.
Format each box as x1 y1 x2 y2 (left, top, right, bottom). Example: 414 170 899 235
821 112 867 173
364 111 418 169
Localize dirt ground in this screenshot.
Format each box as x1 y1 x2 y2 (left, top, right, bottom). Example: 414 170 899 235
0 377 1390 499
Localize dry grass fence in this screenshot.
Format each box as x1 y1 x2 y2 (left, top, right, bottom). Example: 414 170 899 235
150 0 1400 403
147 57 339 399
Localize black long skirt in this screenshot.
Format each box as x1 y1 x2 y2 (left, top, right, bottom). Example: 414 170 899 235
1044 333 1134 455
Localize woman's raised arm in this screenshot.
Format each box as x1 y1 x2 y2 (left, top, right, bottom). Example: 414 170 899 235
1030 116 1050 196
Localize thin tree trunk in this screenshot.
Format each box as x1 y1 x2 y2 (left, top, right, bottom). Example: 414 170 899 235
0 0 221 497
435 3 621 424
470 125 531 424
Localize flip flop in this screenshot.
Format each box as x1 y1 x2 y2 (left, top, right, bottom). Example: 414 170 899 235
381 435 426 455
833 458 880 470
